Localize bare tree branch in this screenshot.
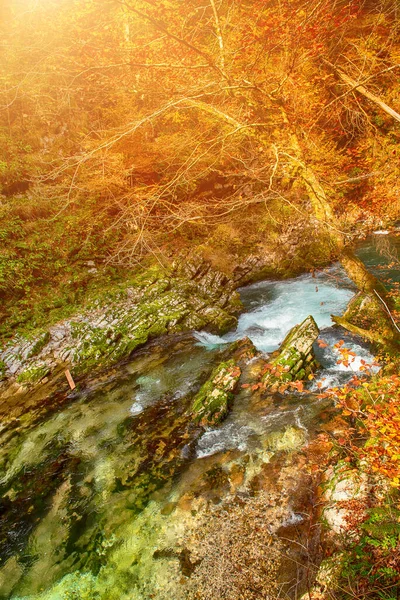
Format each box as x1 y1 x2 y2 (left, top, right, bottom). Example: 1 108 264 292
117 0 228 81
335 66 400 123
209 0 226 74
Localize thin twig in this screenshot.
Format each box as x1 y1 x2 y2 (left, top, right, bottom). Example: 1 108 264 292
373 289 400 334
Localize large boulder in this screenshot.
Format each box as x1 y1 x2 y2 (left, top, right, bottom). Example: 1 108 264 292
191 360 241 427
263 315 320 388
191 337 257 427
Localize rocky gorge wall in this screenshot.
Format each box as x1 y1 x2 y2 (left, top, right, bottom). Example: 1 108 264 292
1 234 394 599
0 255 242 398
0 230 334 401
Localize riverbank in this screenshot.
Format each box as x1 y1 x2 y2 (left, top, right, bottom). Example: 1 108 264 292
0 231 399 600
2 222 399 399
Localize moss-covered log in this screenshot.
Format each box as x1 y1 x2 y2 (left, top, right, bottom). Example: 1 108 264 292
331 315 387 347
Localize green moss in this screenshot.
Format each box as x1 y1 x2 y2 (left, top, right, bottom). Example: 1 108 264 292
27 331 50 358
16 364 50 385
15 572 100 600
2 253 245 385
213 312 238 335
280 372 293 382
191 359 241 427
264 426 305 452
70 321 85 340
229 292 243 312
263 316 319 386
200 308 237 335
130 264 168 289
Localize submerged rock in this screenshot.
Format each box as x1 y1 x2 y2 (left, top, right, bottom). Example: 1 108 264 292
263 315 319 388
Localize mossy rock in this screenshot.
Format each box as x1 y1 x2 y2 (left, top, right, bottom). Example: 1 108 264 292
26 331 51 359
0 359 6 380
1 256 243 388
191 359 241 427
263 315 319 387
16 364 50 385
221 336 258 363
208 312 238 335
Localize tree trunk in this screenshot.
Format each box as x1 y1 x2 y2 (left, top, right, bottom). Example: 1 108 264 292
340 248 389 299
280 108 399 345
335 68 400 124
280 108 334 223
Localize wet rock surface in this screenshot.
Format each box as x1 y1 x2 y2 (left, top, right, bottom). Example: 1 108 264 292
191 338 256 427
0 257 242 396
263 315 320 388
191 359 242 427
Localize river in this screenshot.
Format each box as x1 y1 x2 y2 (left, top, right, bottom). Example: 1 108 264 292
0 233 398 600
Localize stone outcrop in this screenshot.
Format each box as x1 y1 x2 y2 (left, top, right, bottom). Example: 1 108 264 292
299 463 373 600
0 258 242 394
227 218 336 288
191 360 241 427
191 337 257 427
332 289 397 348
263 315 320 389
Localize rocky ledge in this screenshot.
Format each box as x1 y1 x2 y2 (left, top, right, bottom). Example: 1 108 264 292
0 257 242 396
0 244 328 400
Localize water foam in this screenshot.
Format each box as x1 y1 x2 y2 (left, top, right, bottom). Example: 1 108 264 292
194 266 378 390
196 268 355 353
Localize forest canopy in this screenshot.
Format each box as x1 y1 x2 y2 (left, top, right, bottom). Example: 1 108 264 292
0 0 399 332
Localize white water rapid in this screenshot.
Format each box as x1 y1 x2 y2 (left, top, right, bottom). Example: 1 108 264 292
194 265 378 389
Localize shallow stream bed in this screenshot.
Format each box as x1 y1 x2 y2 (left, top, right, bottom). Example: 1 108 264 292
0 234 398 600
